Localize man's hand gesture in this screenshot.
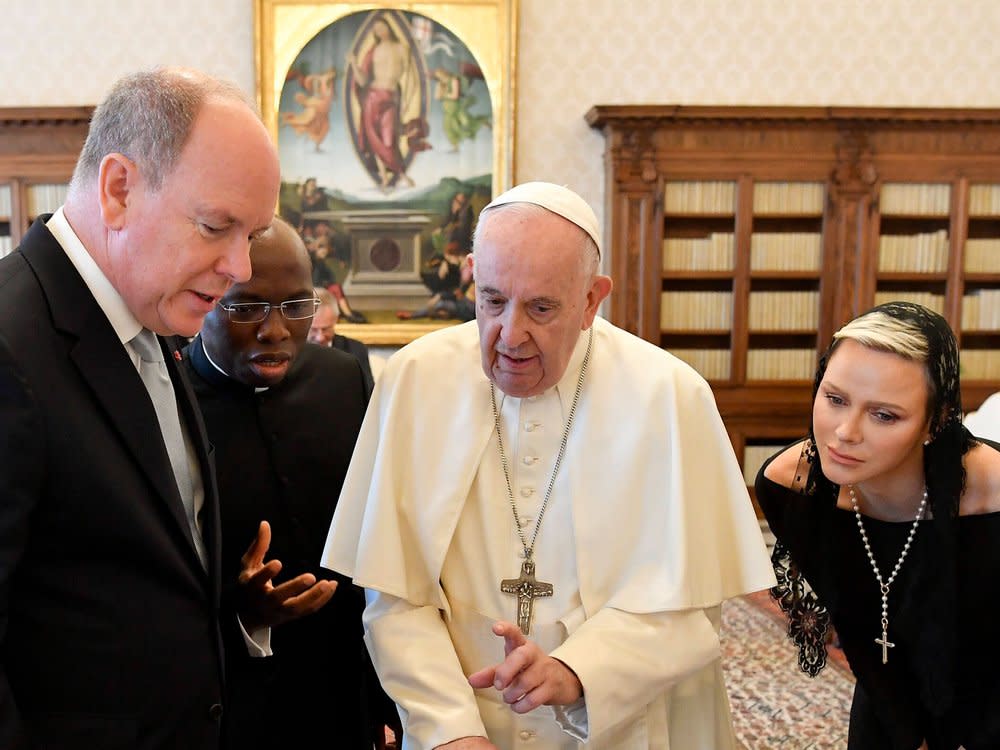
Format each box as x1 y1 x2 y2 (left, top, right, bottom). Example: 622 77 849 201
237 520 337 631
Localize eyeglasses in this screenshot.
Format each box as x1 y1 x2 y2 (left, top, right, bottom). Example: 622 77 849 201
217 298 321 324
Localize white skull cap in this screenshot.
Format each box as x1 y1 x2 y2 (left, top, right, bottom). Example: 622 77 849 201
481 181 601 257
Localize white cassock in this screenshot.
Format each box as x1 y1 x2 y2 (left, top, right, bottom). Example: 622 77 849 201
323 318 776 749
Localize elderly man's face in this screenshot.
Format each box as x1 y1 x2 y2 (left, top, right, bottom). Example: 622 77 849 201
103 97 280 337
200 222 316 388
473 206 611 398
309 304 337 347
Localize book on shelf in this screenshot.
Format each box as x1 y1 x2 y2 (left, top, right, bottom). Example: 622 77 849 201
0 185 11 217
877 230 949 273
26 184 69 216
742 444 791 486
746 348 815 381
662 233 734 271
664 181 736 214
660 291 733 330
668 348 731 380
879 183 951 216
962 350 1000 379
874 291 946 315
961 289 1000 331
750 232 822 271
964 239 1000 273
752 182 825 214
748 290 819 330
968 184 1000 216
0 235 12 258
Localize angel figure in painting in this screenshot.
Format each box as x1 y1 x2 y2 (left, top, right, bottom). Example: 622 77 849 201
280 67 337 152
432 63 491 152
348 15 430 192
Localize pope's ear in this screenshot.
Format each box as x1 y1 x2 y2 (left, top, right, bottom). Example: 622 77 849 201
582 274 613 328
587 275 613 310
468 253 476 278
98 153 136 230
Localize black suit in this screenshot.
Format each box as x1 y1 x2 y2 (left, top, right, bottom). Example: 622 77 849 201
332 333 374 393
183 338 391 749
0 218 225 748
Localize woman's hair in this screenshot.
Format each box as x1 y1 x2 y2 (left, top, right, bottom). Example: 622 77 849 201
806 301 976 521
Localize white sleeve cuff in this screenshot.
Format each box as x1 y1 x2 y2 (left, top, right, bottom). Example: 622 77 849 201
238 615 272 657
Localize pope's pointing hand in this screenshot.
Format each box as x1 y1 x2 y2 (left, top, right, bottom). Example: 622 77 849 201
467 620 583 713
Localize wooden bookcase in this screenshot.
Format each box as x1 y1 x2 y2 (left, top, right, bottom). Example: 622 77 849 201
586 105 1000 510
0 107 93 257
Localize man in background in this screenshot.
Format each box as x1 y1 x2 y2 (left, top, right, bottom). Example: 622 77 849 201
323 182 775 749
184 217 395 749
0 68 329 749
310 285 375 391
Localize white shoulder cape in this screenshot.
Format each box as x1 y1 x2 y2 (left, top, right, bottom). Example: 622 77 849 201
322 317 775 615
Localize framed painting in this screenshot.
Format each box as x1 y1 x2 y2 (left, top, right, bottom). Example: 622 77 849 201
255 0 517 345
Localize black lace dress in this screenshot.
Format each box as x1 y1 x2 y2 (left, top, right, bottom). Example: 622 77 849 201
756 449 1000 750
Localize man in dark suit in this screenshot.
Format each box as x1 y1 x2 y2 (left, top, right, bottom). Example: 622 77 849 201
184 217 397 749
0 68 332 749
309 285 376 391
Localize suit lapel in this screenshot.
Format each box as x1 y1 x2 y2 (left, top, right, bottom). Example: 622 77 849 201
19 219 210 579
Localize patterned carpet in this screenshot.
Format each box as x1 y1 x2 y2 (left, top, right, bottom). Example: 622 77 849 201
722 592 855 750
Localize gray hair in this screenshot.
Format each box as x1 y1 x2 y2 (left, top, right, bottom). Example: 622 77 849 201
70 68 255 193
472 202 600 275
314 286 339 320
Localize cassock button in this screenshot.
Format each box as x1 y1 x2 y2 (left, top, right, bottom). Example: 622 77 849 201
524 422 538 432
518 729 536 741
522 456 537 466
208 703 224 722
519 515 533 527
520 487 534 498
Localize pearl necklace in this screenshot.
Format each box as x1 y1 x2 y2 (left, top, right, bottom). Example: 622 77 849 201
849 484 928 664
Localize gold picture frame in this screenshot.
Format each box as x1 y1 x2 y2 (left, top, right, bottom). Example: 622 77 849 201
255 0 517 345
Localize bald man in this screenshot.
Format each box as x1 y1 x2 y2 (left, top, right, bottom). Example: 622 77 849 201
184 218 392 749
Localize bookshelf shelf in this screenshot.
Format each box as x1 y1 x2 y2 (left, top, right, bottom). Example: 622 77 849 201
661 271 735 281
749 271 821 280
876 273 950 282
0 107 92 258
588 104 1000 515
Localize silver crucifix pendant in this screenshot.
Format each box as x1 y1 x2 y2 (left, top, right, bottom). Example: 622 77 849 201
500 558 553 635
875 629 895 664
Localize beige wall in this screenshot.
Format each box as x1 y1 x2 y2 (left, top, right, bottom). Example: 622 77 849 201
5 0 1000 232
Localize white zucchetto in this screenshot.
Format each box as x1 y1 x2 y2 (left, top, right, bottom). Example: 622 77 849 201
481 181 602 257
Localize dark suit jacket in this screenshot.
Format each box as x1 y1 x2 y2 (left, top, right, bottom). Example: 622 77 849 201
183 339 391 748
0 218 226 749
332 333 374 394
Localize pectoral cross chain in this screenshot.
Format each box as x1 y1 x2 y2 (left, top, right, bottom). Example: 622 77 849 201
500 559 553 635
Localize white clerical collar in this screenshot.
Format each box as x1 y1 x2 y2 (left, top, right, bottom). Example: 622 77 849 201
46 208 142 346
199 338 269 393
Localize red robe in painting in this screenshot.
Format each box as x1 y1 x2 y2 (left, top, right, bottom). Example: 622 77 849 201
355 46 405 175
